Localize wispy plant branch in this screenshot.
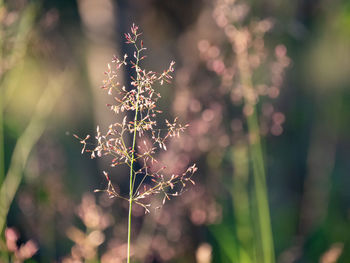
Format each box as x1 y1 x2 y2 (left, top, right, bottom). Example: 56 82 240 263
76 24 196 262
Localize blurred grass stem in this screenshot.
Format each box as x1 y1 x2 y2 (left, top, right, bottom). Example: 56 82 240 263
0 4 36 261
0 86 4 187
236 38 275 263
0 75 65 234
0 0 5 188
0 0 37 187
231 142 255 263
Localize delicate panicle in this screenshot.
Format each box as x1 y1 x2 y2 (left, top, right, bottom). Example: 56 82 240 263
75 24 196 212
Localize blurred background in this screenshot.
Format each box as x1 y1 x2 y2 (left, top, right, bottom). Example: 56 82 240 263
1 0 350 262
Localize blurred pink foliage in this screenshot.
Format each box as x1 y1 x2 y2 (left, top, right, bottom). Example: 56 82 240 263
5 227 38 262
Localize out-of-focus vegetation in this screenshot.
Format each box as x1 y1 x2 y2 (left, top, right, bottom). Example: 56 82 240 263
1 0 350 262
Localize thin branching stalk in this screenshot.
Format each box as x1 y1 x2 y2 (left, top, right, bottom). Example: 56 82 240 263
127 41 142 263
76 24 197 262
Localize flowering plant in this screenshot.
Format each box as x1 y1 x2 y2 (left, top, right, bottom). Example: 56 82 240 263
75 24 196 262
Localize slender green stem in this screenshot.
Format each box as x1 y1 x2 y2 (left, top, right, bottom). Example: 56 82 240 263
127 199 133 263
127 105 138 263
127 44 141 263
